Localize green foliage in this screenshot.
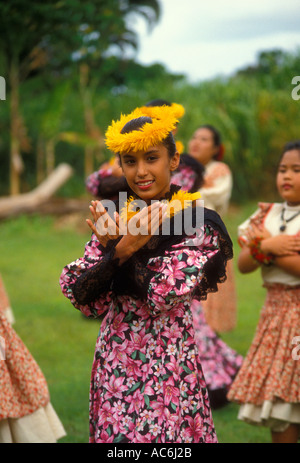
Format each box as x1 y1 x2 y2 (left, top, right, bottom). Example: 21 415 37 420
0 0 162 195
1 0 300 203
0 0 160 74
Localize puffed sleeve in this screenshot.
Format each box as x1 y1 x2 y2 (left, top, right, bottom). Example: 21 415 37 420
171 154 204 193
237 202 273 247
59 235 118 318
85 167 129 199
199 162 232 214
85 168 109 197
146 223 232 315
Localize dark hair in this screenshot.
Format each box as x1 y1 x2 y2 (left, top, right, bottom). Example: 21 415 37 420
283 140 300 152
120 116 152 134
279 139 300 163
120 116 176 158
145 99 171 107
199 124 221 146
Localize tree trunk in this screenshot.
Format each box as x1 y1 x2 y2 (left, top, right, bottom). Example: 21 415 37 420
84 145 94 177
80 64 97 178
46 138 55 175
36 136 45 184
9 58 24 196
0 163 74 219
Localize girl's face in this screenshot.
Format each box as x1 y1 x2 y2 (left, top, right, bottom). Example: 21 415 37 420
276 149 300 206
120 144 180 203
188 127 218 165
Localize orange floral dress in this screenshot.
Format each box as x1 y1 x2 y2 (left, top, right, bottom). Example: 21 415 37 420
227 203 300 432
0 275 66 443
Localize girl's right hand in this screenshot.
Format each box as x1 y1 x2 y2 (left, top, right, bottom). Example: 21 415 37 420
86 200 124 247
260 234 300 256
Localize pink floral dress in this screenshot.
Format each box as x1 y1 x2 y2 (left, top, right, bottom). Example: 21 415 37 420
60 198 232 443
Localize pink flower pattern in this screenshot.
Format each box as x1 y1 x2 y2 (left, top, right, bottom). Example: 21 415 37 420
191 300 243 392
171 166 197 192
60 228 220 443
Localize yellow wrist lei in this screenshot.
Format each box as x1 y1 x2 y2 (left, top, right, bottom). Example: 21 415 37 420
120 189 201 222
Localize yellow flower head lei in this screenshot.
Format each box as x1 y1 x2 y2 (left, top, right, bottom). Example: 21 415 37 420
175 140 184 154
105 106 179 155
170 102 185 119
120 189 201 222
138 103 185 154
139 102 185 121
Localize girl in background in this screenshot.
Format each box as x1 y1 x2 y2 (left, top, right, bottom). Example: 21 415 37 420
227 140 300 443
188 124 237 333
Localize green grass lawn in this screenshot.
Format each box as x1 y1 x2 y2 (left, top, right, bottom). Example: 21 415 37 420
0 203 271 443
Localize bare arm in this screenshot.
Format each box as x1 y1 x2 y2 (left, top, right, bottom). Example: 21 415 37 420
273 254 300 278
238 223 300 274
237 245 260 274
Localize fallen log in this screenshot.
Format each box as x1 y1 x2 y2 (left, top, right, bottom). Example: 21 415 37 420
0 163 74 219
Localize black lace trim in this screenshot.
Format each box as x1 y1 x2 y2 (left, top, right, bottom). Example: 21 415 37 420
72 245 120 305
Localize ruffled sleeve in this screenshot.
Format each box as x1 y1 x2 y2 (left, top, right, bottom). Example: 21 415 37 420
171 154 204 193
85 168 129 199
146 223 231 315
199 161 232 215
237 202 273 247
59 235 116 318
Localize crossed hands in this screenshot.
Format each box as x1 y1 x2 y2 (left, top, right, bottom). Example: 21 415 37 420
86 200 168 255
246 223 300 256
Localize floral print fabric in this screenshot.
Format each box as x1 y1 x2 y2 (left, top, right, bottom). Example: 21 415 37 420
227 283 300 405
0 312 49 420
60 229 222 443
170 165 198 193
86 167 113 197
191 300 243 408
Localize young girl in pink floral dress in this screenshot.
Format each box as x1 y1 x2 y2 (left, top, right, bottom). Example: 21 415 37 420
60 110 233 443
86 112 241 411
227 140 300 443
